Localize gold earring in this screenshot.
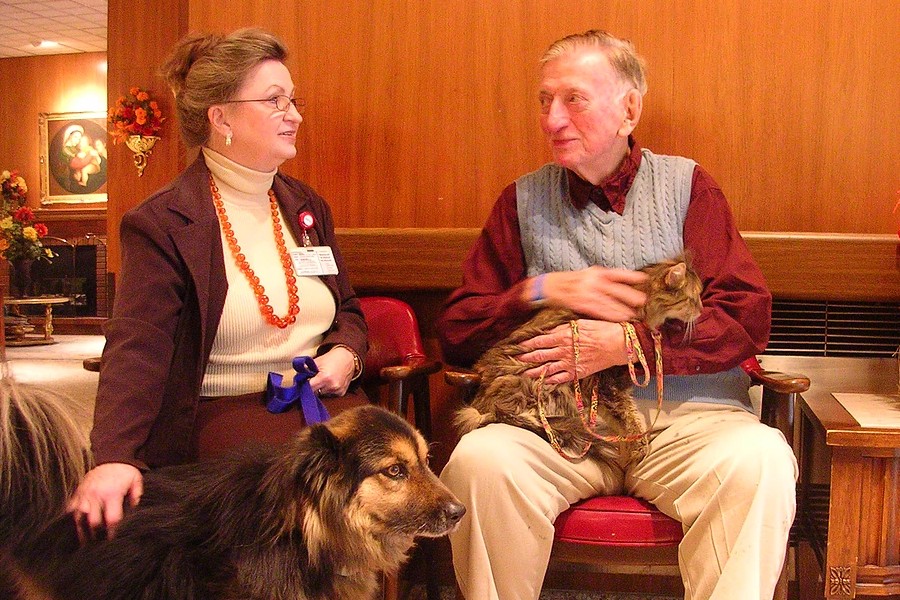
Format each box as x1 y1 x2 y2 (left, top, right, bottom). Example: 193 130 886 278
225 132 232 147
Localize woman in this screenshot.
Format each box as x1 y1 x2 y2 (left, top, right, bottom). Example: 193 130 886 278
70 28 368 533
58 124 85 189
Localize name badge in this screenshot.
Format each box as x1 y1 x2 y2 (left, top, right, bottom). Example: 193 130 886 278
289 246 339 276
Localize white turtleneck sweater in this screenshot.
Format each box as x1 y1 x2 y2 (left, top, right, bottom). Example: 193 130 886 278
200 148 336 397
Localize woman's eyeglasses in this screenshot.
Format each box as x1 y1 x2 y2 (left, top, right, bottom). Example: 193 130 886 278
221 95 305 114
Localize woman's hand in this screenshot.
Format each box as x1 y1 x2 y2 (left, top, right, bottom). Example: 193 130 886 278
68 462 143 539
310 345 356 397
516 319 629 384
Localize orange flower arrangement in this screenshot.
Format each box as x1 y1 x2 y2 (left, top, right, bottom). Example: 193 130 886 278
108 86 165 144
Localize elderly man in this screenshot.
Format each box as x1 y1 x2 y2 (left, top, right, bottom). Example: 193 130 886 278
437 30 796 600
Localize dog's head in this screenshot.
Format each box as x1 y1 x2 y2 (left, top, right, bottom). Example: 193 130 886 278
280 405 465 574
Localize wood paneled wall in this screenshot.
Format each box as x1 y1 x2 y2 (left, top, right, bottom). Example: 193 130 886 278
182 0 899 235
104 0 188 270
3 2 898 267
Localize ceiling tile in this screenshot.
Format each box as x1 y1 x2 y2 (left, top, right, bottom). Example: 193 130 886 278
0 0 107 59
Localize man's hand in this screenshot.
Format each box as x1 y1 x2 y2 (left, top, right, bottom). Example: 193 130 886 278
536 266 647 321
516 319 629 383
69 462 143 540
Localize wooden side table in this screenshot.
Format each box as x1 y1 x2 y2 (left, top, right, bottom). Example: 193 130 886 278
763 356 899 600
3 296 73 346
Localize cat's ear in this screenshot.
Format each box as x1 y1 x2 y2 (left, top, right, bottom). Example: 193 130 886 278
665 263 687 289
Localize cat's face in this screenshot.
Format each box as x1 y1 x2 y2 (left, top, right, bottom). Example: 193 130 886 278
640 259 703 330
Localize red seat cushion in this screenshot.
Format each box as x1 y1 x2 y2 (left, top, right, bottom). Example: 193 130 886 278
554 496 684 547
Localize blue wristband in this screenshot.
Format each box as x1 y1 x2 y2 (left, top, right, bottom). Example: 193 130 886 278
531 273 547 305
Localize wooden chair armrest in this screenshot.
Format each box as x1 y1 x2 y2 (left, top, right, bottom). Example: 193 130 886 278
741 357 810 394
747 368 811 395
741 357 810 443
378 357 442 382
443 367 481 389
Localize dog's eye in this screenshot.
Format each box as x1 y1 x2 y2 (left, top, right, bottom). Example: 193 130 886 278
382 464 407 480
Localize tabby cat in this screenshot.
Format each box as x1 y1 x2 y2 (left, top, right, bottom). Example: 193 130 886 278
454 255 703 466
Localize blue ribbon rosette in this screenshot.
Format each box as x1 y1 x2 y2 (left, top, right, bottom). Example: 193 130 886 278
265 356 331 425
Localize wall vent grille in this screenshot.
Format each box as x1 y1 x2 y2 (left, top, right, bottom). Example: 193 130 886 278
767 300 900 358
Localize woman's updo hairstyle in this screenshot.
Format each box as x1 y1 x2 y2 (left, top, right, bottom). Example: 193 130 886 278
159 28 288 148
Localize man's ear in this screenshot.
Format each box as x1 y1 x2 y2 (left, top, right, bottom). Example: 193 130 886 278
618 88 643 137
207 104 231 140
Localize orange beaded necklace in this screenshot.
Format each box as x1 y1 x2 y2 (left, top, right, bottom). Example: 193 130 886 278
208 172 300 329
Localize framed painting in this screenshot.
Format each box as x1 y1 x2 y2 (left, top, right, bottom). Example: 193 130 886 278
39 111 108 204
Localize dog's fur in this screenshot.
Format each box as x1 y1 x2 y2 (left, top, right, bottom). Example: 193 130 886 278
0 373 464 600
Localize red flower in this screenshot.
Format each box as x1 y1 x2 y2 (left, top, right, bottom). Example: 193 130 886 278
13 206 34 223
34 223 48 237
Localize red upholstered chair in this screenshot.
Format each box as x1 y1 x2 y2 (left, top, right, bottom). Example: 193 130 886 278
444 356 809 599
358 296 443 600
358 296 441 439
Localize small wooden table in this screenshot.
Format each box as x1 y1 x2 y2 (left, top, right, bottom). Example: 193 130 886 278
762 356 899 599
3 295 73 346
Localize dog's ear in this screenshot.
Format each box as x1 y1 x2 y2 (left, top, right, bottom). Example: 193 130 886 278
290 423 344 497
309 422 342 455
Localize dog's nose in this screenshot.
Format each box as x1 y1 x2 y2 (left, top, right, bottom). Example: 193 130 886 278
444 501 466 524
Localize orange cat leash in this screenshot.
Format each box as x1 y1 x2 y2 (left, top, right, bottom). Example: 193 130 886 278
536 319 667 460
612 322 665 436
536 319 595 459
578 322 663 445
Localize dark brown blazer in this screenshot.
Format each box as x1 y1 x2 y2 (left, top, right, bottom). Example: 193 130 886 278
90 156 367 469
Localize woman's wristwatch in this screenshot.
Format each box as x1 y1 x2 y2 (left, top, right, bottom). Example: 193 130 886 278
334 344 363 381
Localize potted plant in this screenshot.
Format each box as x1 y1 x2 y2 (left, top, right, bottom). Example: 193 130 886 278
0 170 55 297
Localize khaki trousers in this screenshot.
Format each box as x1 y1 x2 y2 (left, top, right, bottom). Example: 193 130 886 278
440 403 797 600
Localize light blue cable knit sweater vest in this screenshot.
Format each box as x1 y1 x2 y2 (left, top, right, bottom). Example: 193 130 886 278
515 150 752 411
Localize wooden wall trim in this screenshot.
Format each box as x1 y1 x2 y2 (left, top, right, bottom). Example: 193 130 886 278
336 229 900 302
744 232 899 302
34 207 107 222
336 228 475 291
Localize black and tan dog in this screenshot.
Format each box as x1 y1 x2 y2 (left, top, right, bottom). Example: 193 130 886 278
0 376 465 600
